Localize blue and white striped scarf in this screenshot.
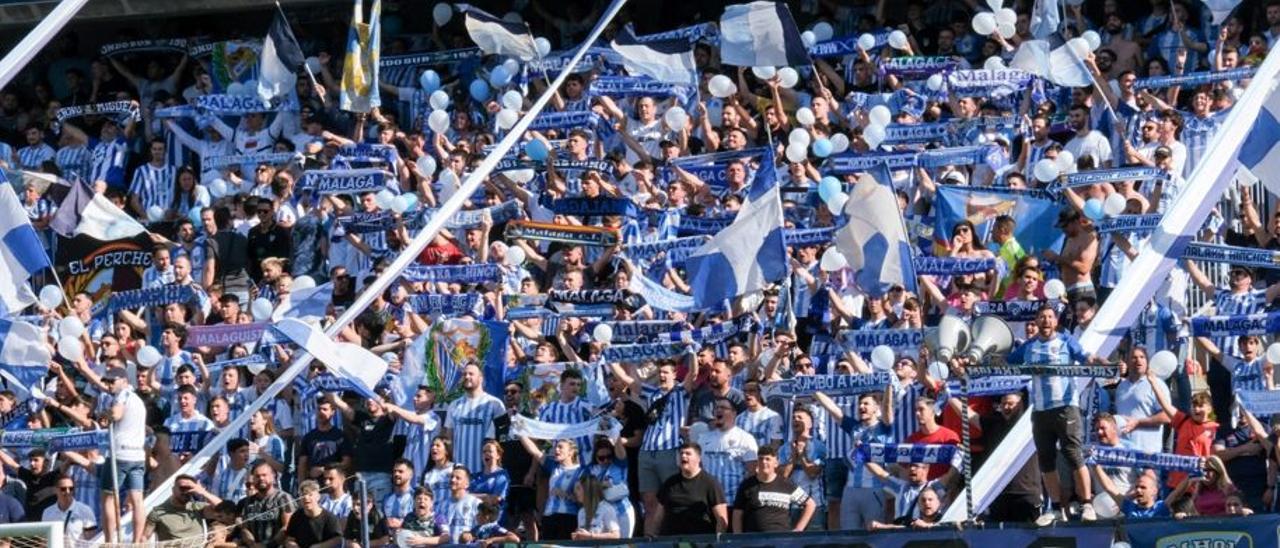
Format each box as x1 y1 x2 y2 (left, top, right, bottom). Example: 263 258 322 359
1095 214 1162 234
203 151 299 169
913 257 997 275
1086 444 1203 473
601 342 690 363
1182 243 1280 270
99 285 197 317
1134 66 1256 90
1058 167 1169 189
1190 311 1280 338
298 168 391 195
839 328 927 353
402 264 502 284
763 372 894 399
511 414 618 441
407 294 479 315
854 442 959 465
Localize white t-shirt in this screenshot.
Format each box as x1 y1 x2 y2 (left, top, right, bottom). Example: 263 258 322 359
577 501 621 535
1065 130 1113 167
113 388 148 462
42 500 96 540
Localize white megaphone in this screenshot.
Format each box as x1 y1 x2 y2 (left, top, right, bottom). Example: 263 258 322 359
964 315 1015 363
936 314 970 362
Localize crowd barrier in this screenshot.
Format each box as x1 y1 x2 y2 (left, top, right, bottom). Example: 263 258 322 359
499 514 1280 547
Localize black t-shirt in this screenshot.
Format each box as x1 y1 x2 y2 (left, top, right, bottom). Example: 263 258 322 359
353 411 397 472
343 506 389 541
285 508 342 546
17 469 58 518
657 470 725 535
301 426 351 470
496 411 534 489
688 387 746 424
617 400 646 500
732 475 808 533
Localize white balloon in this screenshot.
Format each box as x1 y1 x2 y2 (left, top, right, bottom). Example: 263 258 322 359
795 107 816 127
432 2 453 26
293 275 316 291
375 189 397 210
826 192 848 213
1103 193 1127 217
137 345 163 368
1149 350 1178 380
1033 158 1060 182
863 124 886 148
38 285 62 310
506 169 535 184
926 73 945 91
800 31 817 49
1055 150 1076 172
869 105 892 127
592 323 614 344
785 143 808 163
57 337 83 361
819 247 847 272
663 106 689 130
972 12 997 35
997 22 1016 39
506 245 527 266
210 178 229 198
1267 343 1280 364
391 195 412 214
986 0 1003 10
788 128 812 147
496 108 519 130
251 298 274 320
776 67 800 89
813 22 834 42
1093 493 1120 519
888 30 909 51
870 345 896 371
535 37 552 57
225 82 245 97
751 66 777 80
995 7 1017 26
146 205 164 223
708 75 735 98
984 56 1005 71
1043 279 1066 300
427 109 450 134
429 90 450 110
1082 30 1102 52
829 133 850 154
58 317 85 339
501 90 523 111
857 33 877 51
928 360 951 381
1067 37 1091 59
416 155 437 177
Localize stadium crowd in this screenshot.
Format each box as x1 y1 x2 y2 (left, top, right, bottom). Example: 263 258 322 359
0 0 1278 545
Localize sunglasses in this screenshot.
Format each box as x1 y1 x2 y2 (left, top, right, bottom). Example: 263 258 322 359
58 487 74 492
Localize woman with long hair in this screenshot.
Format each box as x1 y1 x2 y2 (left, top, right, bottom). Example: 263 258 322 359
571 476 623 540
585 435 634 538
422 437 455 513
1169 455 1239 517
247 408 286 473
169 165 209 215
470 439 510 514
519 435 585 541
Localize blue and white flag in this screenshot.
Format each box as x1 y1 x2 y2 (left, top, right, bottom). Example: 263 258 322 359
934 185 1064 254
1010 40 1091 88
1239 81 1280 198
719 1 809 67
1029 0 1061 40
339 0 381 113
275 318 387 400
834 173 917 297
0 320 51 390
458 4 538 61
257 10 307 103
610 25 697 85
685 161 787 309
0 186 50 313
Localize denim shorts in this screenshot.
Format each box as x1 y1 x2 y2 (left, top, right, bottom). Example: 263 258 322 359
823 459 848 503
98 459 146 493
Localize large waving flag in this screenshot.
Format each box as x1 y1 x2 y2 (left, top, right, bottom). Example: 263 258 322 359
933 185 1064 254
458 4 539 61
1010 40 1091 88
834 173 917 297
69 193 147 241
340 0 382 113
0 319 51 390
257 10 307 103
685 160 788 309
275 318 387 400
719 1 809 67
0 186 50 314
610 25 697 85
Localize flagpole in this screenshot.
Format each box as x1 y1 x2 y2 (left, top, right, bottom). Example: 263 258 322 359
273 0 326 106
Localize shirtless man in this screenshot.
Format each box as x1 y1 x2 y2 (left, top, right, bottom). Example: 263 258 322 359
1043 208 1098 303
